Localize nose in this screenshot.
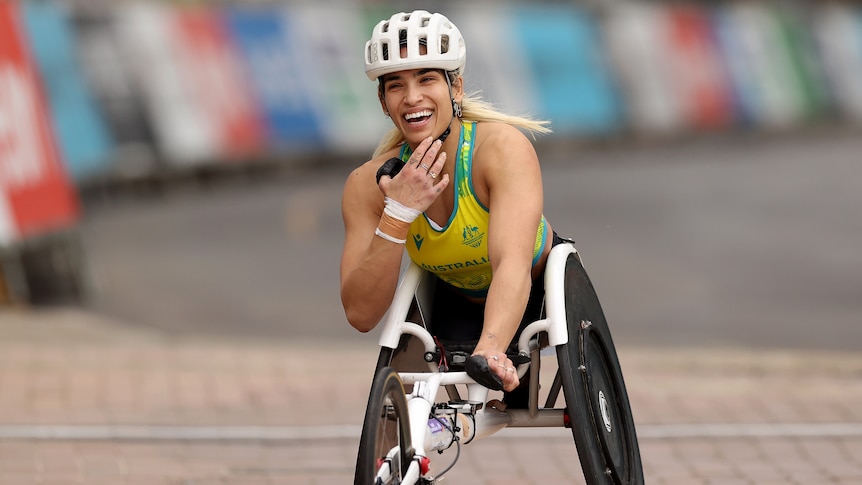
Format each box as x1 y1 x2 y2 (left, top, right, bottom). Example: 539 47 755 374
404 82 423 105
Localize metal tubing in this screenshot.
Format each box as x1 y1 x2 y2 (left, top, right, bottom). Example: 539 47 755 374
505 409 567 428
544 244 577 347
400 371 471 386
529 345 541 419
407 374 441 457
472 407 512 441
378 264 425 349
402 461 421 484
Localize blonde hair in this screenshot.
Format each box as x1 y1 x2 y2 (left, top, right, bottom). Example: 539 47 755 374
372 73 552 158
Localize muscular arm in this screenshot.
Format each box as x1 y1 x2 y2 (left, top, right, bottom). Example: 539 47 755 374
340 164 405 332
472 124 545 388
340 138 450 332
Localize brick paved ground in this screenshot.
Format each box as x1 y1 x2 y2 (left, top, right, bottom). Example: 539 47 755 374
1 307 862 484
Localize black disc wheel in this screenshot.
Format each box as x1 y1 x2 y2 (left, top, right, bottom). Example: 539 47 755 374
556 254 644 484
355 367 413 485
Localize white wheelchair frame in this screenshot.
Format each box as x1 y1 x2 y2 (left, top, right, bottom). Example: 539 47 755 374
369 242 580 484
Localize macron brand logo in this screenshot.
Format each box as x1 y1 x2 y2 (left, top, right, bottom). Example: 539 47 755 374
413 234 424 250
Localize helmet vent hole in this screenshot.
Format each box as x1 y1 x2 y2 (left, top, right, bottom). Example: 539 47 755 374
381 22 389 33
421 17 430 27
381 42 390 61
439 35 449 54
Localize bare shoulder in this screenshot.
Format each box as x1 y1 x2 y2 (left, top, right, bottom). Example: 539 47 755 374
345 148 398 190
473 122 539 167
470 122 542 200
342 148 400 213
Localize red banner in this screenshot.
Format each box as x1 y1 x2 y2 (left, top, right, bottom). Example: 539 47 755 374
666 6 735 129
173 6 265 160
0 1 78 244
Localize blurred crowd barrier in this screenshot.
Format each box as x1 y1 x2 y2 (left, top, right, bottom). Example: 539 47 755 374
2 0 862 304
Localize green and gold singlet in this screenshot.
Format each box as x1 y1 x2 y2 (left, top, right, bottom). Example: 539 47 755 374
403 122 548 298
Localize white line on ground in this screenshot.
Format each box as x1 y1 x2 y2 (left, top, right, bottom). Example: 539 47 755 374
1 423 862 441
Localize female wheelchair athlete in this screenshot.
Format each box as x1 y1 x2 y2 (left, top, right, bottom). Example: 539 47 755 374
354 241 644 484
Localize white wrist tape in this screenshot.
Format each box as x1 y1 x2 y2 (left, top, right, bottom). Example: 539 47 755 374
383 197 421 223
375 228 406 244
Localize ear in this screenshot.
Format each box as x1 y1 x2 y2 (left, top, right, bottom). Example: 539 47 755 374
378 92 389 117
452 75 465 104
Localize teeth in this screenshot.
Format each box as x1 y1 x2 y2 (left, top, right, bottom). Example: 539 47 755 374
405 110 432 120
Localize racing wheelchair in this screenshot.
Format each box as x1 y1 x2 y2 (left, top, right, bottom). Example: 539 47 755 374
355 241 644 484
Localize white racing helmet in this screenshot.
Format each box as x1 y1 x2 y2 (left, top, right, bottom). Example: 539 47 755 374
365 10 466 81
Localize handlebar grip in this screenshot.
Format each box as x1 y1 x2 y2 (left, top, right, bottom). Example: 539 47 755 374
465 355 504 391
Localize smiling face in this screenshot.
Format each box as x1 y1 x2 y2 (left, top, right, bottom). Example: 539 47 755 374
379 68 463 148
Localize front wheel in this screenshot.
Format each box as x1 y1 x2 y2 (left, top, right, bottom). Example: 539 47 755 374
556 254 644 484
355 367 414 485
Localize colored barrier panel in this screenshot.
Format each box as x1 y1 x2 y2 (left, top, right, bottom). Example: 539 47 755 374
0 1 78 245
773 6 831 120
287 5 389 152
719 4 807 129
812 5 862 121
665 6 735 130
510 5 622 135
604 3 685 134
173 6 266 161
22 1 113 183
72 7 160 177
115 3 220 165
710 6 760 126
225 6 325 152
449 6 538 121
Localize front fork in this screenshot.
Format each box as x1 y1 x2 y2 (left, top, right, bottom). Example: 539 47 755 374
404 373 513 481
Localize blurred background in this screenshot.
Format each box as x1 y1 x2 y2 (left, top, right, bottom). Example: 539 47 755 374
1 0 860 352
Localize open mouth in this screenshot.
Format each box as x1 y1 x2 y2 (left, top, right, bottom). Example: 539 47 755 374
404 110 433 125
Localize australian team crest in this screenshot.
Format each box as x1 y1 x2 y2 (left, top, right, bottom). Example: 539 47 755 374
461 225 484 248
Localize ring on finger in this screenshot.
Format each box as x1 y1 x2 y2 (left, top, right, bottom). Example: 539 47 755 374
419 163 430 170
429 171 437 179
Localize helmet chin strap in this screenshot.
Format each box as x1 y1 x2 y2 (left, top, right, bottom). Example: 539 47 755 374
436 124 452 143
436 73 460 143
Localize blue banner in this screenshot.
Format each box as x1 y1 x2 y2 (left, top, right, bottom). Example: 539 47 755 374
710 7 761 126
22 1 113 183
225 6 324 150
510 5 622 135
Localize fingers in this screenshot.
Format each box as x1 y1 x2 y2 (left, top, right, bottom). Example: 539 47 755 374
427 151 446 181
410 137 446 178
383 136 448 207
408 136 437 167
485 354 519 392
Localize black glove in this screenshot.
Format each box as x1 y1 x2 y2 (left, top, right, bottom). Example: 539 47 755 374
465 355 504 391
375 158 405 185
